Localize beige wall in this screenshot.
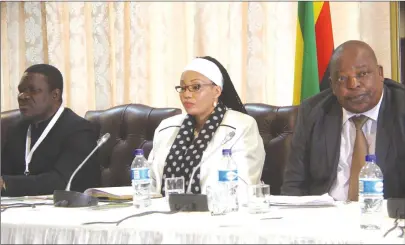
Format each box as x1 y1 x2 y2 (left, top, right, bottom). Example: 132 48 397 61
331 2 392 78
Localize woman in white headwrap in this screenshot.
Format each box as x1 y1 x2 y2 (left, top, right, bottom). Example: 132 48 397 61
148 56 265 198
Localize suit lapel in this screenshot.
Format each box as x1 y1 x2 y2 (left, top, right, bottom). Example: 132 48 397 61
376 88 393 172
324 101 342 172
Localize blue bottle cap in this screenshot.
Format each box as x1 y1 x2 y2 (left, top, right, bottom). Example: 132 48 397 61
365 154 376 162
222 149 232 155
134 149 144 156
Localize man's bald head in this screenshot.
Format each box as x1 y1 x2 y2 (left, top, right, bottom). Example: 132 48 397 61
329 40 384 114
330 40 378 71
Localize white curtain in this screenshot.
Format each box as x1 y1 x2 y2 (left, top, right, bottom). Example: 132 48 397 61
1 2 392 117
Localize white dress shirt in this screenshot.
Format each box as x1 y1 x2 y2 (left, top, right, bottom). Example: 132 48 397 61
329 92 383 201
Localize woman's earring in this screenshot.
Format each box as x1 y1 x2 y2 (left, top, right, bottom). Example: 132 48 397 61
213 101 217 107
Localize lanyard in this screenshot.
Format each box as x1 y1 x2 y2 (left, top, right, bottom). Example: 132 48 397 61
24 106 65 175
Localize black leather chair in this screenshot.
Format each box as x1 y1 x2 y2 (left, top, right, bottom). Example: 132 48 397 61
245 103 298 195
85 104 182 187
1 109 22 149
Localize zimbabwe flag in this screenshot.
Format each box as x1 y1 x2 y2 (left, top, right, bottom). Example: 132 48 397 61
293 1 334 105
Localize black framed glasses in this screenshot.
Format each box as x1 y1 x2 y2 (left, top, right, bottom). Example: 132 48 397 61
175 82 215 93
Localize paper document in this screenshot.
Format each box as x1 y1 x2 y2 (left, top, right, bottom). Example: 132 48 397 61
1 196 54 208
84 186 162 200
1 195 53 202
268 193 335 206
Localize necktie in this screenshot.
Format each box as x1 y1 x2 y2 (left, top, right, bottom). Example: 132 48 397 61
348 115 369 201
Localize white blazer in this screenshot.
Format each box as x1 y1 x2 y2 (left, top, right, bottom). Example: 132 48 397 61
148 109 266 200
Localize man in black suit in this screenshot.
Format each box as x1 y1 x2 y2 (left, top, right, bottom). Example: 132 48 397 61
281 40 405 200
1 64 101 197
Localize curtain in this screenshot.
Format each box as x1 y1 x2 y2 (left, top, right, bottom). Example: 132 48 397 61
0 2 392 116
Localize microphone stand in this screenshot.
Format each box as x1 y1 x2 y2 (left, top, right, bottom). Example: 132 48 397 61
168 132 236 212
53 133 110 208
65 146 100 191
186 131 236 193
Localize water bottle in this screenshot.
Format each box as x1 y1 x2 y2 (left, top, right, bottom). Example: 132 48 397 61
218 149 239 213
131 149 151 208
359 154 384 230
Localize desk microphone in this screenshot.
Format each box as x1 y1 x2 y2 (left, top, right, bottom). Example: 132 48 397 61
53 133 111 208
169 131 235 212
186 131 235 194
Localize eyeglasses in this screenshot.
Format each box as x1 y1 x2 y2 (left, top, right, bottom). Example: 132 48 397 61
175 83 215 93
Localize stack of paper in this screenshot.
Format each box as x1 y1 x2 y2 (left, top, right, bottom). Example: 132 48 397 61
268 193 335 207
1 195 53 202
84 186 133 200
84 186 162 200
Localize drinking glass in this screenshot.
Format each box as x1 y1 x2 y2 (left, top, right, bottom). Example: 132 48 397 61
206 185 228 216
248 184 271 213
164 176 185 201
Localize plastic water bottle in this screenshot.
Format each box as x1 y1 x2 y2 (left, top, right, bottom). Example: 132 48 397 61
131 149 151 208
218 149 239 213
359 154 384 230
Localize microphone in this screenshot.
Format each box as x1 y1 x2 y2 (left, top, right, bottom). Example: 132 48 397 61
96 133 111 147
66 133 110 191
186 131 236 194
53 133 111 208
168 131 236 212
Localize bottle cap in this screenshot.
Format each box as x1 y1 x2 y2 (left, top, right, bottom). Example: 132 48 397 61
365 154 376 162
222 149 232 155
134 149 144 156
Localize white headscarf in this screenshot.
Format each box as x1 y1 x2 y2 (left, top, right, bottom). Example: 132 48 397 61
183 58 224 89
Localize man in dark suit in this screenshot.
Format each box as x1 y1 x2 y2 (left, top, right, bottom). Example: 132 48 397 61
1 64 101 197
281 40 405 200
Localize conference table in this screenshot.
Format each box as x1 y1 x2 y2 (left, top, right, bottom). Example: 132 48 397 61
1 196 404 244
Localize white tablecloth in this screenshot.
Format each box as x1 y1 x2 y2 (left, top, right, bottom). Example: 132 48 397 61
1 198 404 244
